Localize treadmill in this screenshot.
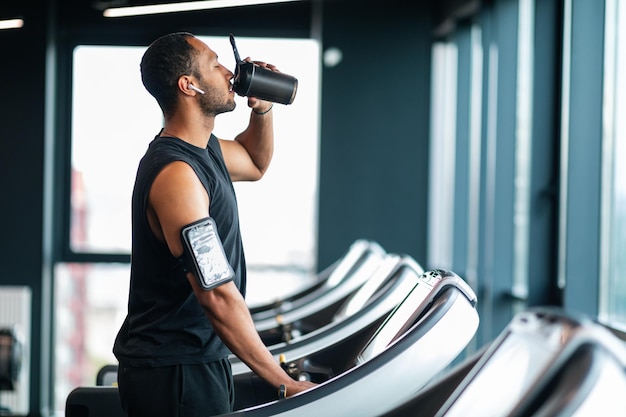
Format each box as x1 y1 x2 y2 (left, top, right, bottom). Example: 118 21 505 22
64 269 479 417
249 239 385 318
229 253 422 375
393 307 626 417
253 240 388 345
221 269 479 416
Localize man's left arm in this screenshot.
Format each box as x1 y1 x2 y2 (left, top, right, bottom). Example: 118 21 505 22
221 63 278 182
220 97 274 182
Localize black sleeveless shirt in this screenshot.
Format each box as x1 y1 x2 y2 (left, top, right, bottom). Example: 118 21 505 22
113 134 246 367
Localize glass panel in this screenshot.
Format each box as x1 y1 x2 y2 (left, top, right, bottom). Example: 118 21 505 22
53 263 129 412
0 287 31 416
466 24 483 291
70 45 162 254
70 37 321 280
427 41 458 269
512 0 534 309
602 0 626 330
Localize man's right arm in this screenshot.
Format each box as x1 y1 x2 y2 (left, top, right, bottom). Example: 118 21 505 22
148 161 316 397
188 275 316 396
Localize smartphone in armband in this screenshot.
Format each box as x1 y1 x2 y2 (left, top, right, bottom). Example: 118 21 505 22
180 217 235 291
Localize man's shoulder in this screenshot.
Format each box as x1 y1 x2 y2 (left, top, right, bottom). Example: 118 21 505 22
142 138 196 165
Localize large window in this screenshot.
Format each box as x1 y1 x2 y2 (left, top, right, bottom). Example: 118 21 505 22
54 36 320 412
428 0 561 344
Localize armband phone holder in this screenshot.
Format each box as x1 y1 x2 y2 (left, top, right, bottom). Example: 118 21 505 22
181 217 234 290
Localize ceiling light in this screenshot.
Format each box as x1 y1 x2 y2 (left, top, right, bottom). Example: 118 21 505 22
103 0 300 18
0 18 24 30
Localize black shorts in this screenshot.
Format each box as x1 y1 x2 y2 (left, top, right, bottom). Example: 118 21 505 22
117 359 234 417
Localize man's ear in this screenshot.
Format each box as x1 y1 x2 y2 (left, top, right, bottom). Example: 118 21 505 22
178 75 203 95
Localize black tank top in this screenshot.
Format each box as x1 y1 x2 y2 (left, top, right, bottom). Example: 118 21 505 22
113 134 246 366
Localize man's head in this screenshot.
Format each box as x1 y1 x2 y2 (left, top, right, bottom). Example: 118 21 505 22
141 33 236 118
140 32 201 117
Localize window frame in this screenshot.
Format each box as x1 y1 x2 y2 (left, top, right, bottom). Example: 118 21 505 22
558 0 606 317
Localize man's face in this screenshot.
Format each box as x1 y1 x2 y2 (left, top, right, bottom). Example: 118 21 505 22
188 37 236 116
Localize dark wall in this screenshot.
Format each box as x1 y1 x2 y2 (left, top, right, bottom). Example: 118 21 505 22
0 1 49 414
317 0 433 267
0 8 46 282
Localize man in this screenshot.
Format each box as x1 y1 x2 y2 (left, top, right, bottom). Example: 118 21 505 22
113 32 315 417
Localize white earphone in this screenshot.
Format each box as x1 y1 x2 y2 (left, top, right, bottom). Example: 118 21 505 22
188 84 205 94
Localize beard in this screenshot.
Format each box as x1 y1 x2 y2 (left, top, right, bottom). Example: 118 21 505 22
197 83 236 117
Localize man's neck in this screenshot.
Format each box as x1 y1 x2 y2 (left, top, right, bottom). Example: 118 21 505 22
160 112 215 148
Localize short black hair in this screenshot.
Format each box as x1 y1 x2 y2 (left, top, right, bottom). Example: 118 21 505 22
140 32 200 117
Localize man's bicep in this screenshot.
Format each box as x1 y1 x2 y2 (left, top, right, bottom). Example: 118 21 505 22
149 161 209 257
218 138 262 182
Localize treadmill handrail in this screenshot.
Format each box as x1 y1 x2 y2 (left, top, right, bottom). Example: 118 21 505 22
434 307 626 417
250 239 385 322
335 254 424 319
229 255 420 374
357 269 477 363
253 248 387 333
219 286 479 417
